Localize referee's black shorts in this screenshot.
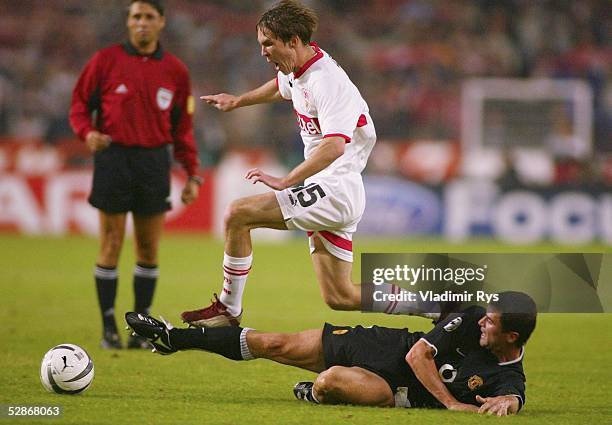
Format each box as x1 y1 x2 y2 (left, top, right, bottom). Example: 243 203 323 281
89 144 172 215
322 323 423 393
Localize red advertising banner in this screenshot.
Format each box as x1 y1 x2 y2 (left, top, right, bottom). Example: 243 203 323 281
0 169 213 235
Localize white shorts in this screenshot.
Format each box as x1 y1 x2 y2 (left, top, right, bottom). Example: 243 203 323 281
275 173 365 263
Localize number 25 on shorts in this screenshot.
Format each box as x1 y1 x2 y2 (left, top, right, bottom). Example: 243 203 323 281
290 183 327 208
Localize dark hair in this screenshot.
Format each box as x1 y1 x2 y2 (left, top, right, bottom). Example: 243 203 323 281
489 291 537 347
256 0 318 44
129 0 164 16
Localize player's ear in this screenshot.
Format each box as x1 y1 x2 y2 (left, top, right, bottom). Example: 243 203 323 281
505 330 519 346
289 35 300 48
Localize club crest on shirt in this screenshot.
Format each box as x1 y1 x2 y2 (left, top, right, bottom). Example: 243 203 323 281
302 88 311 108
468 375 484 391
443 316 462 332
156 87 174 110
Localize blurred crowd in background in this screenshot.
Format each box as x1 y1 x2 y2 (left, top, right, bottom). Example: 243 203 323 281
0 0 610 185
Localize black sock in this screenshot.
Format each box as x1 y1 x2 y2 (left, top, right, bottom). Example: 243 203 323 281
170 327 245 360
133 263 158 314
94 265 118 331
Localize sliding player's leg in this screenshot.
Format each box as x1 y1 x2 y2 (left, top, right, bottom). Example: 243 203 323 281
126 312 325 370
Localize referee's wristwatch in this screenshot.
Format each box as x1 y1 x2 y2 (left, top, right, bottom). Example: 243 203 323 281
188 175 203 186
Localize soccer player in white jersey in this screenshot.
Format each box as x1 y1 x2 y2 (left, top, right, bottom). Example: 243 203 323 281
181 0 377 327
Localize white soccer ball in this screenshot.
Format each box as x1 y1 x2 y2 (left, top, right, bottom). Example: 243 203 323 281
40 344 94 394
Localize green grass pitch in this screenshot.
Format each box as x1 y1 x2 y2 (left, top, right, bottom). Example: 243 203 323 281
1 235 610 424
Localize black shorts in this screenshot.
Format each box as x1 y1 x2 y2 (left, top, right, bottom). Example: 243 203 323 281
322 323 424 393
89 144 172 215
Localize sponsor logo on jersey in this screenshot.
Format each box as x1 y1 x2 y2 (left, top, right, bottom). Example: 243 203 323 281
157 87 174 110
468 375 484 391
438 364 458 383
443 316 463 332
332 329 349 335
294 110 321 135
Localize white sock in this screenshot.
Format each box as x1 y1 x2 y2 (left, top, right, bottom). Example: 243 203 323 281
219 252 252 316
240 327 255 360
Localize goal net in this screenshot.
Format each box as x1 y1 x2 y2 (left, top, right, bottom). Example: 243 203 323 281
461 78 593 159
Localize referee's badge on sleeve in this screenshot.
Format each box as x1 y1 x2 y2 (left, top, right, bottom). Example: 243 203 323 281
156 87 173 110
187 95 195 114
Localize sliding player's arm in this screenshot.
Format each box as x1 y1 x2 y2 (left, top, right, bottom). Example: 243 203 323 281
407 307 485 413
405 340 477 412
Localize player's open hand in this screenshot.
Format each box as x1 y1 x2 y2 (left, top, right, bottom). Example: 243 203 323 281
476 395 518 416
245 168 288 190
200 93 240 112
85 130 111 152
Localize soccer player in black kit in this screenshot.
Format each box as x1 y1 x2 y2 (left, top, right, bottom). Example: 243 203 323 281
127 291 537 416
69 1 201 349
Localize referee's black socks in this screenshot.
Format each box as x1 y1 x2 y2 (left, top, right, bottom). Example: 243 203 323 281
94 264 118 331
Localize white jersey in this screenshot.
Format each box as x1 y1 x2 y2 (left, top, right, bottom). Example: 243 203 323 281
276 43 376 179
274 43 376 262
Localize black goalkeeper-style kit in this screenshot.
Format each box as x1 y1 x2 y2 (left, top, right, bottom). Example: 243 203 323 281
322 306 526 409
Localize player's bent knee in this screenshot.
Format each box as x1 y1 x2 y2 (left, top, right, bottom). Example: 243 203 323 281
316 367 344 390
223 200 240 229
313 366 344 402
313 370 334 396
224 198 253 229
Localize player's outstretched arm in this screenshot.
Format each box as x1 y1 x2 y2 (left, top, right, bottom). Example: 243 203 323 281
406 340 478 413
200 78 282 111
476 395 520 416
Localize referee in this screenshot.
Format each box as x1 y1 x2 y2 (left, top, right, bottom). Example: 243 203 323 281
69 0 201 349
